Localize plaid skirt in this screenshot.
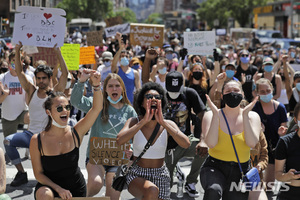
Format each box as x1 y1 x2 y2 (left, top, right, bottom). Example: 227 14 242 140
126 164 171 200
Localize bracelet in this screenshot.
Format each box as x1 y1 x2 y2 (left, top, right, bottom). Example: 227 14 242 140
92 84 101 92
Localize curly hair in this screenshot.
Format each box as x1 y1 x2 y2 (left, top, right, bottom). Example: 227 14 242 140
34 65 53 78
134 82 167 116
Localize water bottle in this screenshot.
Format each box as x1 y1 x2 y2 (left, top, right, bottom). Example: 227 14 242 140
177 180 184 198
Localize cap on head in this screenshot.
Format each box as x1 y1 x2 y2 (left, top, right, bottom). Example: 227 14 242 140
102 51 113 60
294 71 300 80
131 57 140 65
166 71 183 92
239 49 249 57
225 63 237 69
164 47 174 53
263 57 274 65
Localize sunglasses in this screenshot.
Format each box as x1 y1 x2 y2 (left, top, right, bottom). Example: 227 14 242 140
56 105 71 112
240 54 249 57
145 94 162 100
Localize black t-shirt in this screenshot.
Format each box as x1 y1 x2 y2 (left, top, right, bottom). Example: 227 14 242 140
234 65 257 103
165 87 206 149
275 131 300 173
189 79 210 105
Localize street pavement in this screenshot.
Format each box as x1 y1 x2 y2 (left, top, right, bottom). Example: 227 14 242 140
0 121 205 200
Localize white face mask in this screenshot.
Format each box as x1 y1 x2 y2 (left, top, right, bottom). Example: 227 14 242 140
49 112 67 128
168 91 180 99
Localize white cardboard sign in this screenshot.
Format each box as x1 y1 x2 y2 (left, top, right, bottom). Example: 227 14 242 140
105 23 130 38
12 6 66 47
184 31 216 55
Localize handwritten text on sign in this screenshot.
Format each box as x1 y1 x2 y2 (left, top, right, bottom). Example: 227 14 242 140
12 7 66 47
184 31 216 55
130 23 164 47
89 137 130 166
32 47 58 67
80 46 96 65
105 23 130 38
61 43 80 70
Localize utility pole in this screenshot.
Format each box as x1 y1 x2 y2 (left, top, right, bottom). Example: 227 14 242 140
0 17 2 36
291 0 294 38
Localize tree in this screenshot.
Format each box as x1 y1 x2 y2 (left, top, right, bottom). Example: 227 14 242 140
144 13 164 24
56 0 114 22
197 0 268 28
114 8 138 23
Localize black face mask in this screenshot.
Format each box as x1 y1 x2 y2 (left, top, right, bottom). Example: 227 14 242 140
192 71 203 80
0 68 8 73
222 92 243 108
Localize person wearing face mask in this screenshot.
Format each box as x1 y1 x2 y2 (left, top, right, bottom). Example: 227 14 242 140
164 47 179 72
96 51 113 85
275 103 300 200
209 63 241 108
234 50 258 103
288 46 297 64
252 78 288 191
130 57 143 86
254 57 282 100
201 80 261 200
70 72 137 199
164 71 207 198
3 42 68 187
149 56 168 89
30 71 102 200
0 60 9 74
111 32 141 104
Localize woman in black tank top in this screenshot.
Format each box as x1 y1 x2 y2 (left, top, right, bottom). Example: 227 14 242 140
30 70 102 200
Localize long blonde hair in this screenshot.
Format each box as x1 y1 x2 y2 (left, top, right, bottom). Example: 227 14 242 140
101 73 131 123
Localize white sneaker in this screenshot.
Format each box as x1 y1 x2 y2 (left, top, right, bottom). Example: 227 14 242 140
185 182 200 198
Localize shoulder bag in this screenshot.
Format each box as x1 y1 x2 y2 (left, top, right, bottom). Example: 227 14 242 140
221 109 260 191
112 122 161 192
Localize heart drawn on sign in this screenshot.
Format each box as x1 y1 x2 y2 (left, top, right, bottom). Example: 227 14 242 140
53 34 57 38
43 13 52 19
154 34 160 40
27 33 33 38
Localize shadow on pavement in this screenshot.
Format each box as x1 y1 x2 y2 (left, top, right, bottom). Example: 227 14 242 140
5 180 37 199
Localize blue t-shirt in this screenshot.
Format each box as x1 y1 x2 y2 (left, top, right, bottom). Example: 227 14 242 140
118 66 135 104
253 101 288 148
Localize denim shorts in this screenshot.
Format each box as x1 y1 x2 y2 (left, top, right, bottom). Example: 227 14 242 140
85 157 118 173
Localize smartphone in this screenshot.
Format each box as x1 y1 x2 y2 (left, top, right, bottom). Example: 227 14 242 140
293 171 300 175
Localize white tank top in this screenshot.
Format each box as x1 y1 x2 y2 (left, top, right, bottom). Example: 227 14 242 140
133 129 167 159
277 89 289 104
155 75 166 90
28 89 48 134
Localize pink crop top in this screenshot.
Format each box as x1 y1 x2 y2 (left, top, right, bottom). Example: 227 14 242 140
133 129 167 159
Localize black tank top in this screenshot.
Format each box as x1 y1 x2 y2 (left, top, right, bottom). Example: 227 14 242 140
35 128 86 197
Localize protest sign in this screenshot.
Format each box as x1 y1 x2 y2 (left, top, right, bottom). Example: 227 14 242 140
61 43 80 70
230 28 254 40
32 47 58 67
291 64 300 71
86 30 103 46
89 137 130 166
130 23 164 47
184 31 216 55
105 16 123 27
80 46 95 65
22 45 39 54
12 6 66 47
105 23 130 38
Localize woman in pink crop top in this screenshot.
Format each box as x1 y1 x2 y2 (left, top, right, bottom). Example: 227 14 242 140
200 80 261 200
117 82 190 200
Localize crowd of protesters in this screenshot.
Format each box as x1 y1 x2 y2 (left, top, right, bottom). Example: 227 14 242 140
1 27 300 200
